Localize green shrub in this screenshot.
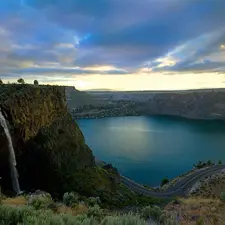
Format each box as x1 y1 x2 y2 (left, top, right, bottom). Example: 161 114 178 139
19 210 63 225
207 160 213 166
0 79 3 85
101 213 148 225
48 202 58 213
161 178 169 187
62 192 79 206
196 217 204 225
141 205 164 221
87 197 101 207
141 207 176 225
193 160 214 169
0 205 34 224
60 214 98 225
220 192 225 202
87 205 105 221
218 160 222 165
0 203 178 225
27 194 53 210
0 204 98 225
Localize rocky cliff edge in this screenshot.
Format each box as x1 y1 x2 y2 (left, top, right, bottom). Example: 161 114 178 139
0 84 119 201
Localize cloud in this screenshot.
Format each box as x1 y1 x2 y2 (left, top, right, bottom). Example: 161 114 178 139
151 28 225 73
0 64 129 80
0 0 225 82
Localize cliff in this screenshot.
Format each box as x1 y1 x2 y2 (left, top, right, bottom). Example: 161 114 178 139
71 89 225 120
135 89 225 120
0 84 119 200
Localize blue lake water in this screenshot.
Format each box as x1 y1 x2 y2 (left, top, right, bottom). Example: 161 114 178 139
77 116 225 186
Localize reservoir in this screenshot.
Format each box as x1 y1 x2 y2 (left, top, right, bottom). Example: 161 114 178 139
77 116 225 186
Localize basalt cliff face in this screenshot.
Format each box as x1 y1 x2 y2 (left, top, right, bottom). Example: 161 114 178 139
136 89 225 120
0 84 119 200
71 89 225 120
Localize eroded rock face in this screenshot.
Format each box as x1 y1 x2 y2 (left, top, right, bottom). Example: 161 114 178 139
70 89 225 120
0 84 119 199
134 90 225 120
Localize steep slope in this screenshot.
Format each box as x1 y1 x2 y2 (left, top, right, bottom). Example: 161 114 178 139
136 89 225 120
66 86 108 110
0 84 119 200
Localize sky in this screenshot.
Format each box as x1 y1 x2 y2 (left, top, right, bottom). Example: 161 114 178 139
0 0 225 91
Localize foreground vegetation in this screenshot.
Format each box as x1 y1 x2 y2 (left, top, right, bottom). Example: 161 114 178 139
0 192 177 225
0 204 148 225
2 191 225 225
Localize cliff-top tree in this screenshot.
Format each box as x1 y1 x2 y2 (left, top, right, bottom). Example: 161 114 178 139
0 79 3 84
34 80 39 85
17 78 25 84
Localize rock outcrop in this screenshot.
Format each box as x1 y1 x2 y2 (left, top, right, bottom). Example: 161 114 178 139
0 84 119 200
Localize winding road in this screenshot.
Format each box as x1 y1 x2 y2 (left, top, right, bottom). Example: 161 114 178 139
121 165 225 198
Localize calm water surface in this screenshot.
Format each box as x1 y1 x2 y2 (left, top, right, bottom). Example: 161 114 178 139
77 116 225 186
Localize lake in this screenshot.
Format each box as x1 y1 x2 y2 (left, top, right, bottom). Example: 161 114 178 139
77 116 225 187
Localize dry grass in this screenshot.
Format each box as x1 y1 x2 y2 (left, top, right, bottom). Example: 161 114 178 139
1 196 88 216
55 203 89 216
2 196 27 206
180 198 221 205
189 172 225 198
165 197 225 225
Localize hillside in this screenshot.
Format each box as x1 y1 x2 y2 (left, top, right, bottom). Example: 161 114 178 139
1 85 225 224
65 86 107 109
0 84 119 202
71 89 225 120
135 89 225 120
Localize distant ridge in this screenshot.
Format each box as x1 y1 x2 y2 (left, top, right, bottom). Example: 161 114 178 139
86 88 115 92
83 87 225 93
87 88 225 93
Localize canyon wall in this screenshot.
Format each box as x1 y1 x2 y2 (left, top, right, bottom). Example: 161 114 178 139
0 84 119 200
135 89 225 120
71 89 225 120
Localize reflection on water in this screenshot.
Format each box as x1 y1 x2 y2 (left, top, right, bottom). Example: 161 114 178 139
77 116 225 186
109 126 164 133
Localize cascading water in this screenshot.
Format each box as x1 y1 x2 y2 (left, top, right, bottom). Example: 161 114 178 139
0 111 21 194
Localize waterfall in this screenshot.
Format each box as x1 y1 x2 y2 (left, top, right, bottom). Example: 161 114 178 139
0 111 21 194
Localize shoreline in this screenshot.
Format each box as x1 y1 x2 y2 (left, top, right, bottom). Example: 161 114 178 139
73 113 225 123
95 158 222 194
68 87 225 121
